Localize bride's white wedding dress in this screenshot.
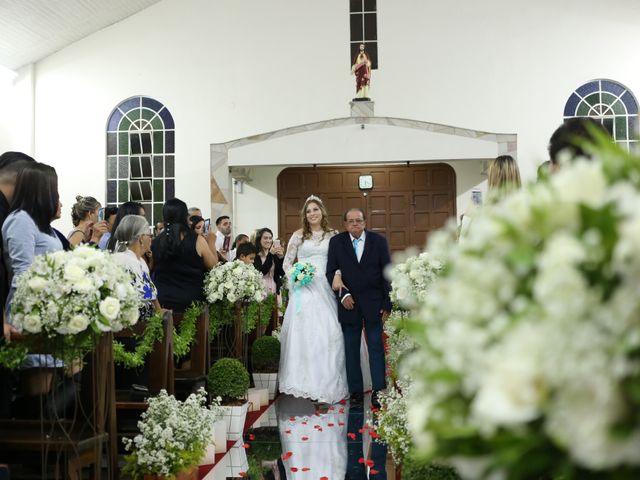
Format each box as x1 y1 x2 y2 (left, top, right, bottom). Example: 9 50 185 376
279 230 349 404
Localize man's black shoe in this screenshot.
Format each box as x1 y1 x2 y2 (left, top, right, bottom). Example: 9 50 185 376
350 392 364 403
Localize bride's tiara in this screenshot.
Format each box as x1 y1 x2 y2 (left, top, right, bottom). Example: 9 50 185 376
305 194 323 204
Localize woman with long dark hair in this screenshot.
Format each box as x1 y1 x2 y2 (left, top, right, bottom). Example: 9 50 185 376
151 198 218 312
253 227 285 296
3 162 62 374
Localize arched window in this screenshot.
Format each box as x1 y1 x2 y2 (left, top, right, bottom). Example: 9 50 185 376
106 96 175 225
564 79 638 151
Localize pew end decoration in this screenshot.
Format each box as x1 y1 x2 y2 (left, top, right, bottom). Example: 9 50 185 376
404 132 640 479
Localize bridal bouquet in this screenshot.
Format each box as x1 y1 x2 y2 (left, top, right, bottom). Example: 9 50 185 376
288 261 316 289
387 251 443 309
204 260 266 304
404 134 640 478
123 388 221 478
10 245 140 335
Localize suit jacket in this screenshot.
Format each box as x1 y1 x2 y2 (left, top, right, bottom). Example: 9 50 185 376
326 230 392 316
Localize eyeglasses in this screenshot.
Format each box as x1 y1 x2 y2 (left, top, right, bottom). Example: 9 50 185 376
346 219 365 224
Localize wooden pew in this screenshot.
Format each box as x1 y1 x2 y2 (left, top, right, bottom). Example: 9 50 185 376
173 306 209 395
0 333 117 479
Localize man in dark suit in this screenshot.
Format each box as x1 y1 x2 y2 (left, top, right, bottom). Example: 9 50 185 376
326 208 391 407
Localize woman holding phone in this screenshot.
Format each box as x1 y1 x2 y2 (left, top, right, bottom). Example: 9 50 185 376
67 195 109 247
254 227 285 297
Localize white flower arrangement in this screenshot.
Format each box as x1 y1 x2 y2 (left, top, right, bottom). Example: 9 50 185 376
404 136 640 478
10 246 140 335
387 250 443 309
204 260 267 304
123 389 222 477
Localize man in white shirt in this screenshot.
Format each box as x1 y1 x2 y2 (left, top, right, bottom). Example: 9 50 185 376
214 215 232 260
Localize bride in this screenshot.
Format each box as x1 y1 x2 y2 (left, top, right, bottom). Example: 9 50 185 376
278 195 349 404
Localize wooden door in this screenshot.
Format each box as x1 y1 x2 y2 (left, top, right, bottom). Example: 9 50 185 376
277 164 456 253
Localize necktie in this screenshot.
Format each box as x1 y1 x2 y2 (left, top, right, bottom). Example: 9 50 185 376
352 238 360 256
223 236 230 250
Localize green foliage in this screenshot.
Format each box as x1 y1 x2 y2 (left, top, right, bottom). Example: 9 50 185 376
113 312 164 369
0 341 29 369
207 357 249 403
245 427 283 479
209 295 276 340
251 336 280 373
172 302 203 359
403 451 460 480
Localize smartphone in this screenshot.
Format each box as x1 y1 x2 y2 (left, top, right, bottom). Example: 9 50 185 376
274 239 281 248
203 218 211 235
471 190 483 205
98 207 105 222
148 226 154 236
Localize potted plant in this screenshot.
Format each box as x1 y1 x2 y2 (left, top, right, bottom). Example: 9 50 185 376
251 336 280 400
208 357 250 441
122 388 218 479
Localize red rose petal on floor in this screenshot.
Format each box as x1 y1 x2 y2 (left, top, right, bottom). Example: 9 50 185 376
327 423 334 427
371 469 379 475
358 428 365 433
347 433 356 440
358 458 365 464
328 406 335 410
238 473 247 477
301 436 309 441
338 422 345 426
285 430 292 434
282 451 293 460
320 477 329 480
302 467 310 471
366 459 374 467
248 433 255 440
339 399 347 405
291 467 298 472
338 408 345 413
242 443 250 449
301 421 307 425
369 431 379 439
314 412 321 416
290 417 296 421
317 427 323 431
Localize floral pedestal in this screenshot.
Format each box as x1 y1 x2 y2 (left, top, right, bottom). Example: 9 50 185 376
143 466 198 480
213 418 228 454
220 402 249 441
252 372 278 400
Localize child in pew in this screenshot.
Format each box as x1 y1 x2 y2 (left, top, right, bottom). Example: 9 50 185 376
236 242 258 265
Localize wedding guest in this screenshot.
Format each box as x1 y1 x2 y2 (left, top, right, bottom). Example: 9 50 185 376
113 215 162 318
68 195 108 247
228 233 249 262
254 227 285 296
188 207 202 223
152 198 218 312
97 206 118 250
236 242 258 265
459 155 521 240
189 215 205 236
0 151 35 421
3 162 62 371
112 215 163 391
106 201 145 251
215 215 232 260
154 222 164 236
548 117 610 170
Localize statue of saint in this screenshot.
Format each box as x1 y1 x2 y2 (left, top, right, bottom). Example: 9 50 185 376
351 43 372 100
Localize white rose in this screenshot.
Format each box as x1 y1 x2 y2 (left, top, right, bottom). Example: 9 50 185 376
99 297 121 321
115 283 128 300
11 312 24 330
27 276 47 292
552 160 607 208
67 314 89 334
23 314 42 333
64 264 86 283
126 307 139 326
74 277 93 292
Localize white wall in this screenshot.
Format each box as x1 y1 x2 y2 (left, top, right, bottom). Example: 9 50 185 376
24 0 640 234
0 65 34 155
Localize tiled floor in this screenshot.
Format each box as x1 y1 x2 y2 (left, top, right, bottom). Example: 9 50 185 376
204 393 390 479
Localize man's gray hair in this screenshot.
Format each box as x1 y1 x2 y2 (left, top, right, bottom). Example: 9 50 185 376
113 215 149 252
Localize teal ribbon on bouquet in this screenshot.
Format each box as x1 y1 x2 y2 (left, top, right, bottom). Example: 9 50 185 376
289 262 316 313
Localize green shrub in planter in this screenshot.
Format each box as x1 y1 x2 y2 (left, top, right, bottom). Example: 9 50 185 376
207 357 250 404
251 336 280 373
403 450 460 480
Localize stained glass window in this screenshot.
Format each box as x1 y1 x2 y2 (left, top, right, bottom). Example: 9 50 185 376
564 79 638 151
350 0 378 69
106 96 175 225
